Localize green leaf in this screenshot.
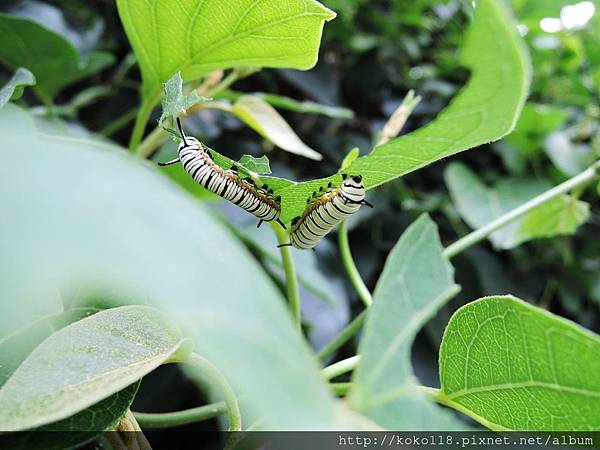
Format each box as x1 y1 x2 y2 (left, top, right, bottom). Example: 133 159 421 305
349 215 464 430
0 384 139 450
274 0 531 223
340 147 360 170
237 155 271 175
518 194 590 239
232 95 322 160
445 162 590 249
0 305 186 431
0 104 337 430
439 296 600 431
0 14 114 101
0 308 98 386
159 71 207 126
115 0 336 100
0 68 35 108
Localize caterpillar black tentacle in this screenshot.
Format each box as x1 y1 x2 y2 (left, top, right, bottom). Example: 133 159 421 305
158 118 283 228
286 174 371 250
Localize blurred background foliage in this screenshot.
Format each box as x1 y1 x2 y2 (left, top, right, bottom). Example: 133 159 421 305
1 0 599 440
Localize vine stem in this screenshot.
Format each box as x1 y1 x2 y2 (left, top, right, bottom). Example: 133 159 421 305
318 310 366 362
321 355 360 380
133 402 227 429
338 221 373 307
272 222 301 330
443 160 600 259
185 352 242 431
129 92 160 152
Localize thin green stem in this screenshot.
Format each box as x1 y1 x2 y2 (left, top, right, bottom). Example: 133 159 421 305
338 220 372 307
318 310 366 362
186 352 242 431
321 355 360 380
272 222 301 330
443 161 600 259
133 402 227 429
329 382 352 396
100 108 139 137
129 92 160 152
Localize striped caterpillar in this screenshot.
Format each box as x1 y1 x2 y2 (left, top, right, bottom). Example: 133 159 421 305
281 174 373 250
158 119 285 229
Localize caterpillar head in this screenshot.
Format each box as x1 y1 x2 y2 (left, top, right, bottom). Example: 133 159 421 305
341 173 364 186
176 117 202 151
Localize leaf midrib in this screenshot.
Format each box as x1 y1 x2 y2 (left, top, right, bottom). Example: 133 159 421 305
444 380 600 401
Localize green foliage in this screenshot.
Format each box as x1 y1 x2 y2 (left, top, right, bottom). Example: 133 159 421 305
0 306 185 431
237 155 271 175
349 215 463 429
159 71 207 127
273 0 531 223
439 296 600 431
445 162 590 249
232 95 322 160
0 68 35 108
115 0 336 100
0 14 113 101
0 104 337 430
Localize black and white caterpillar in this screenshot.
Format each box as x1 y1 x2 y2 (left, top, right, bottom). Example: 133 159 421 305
159 119 285 229
282 174 372 250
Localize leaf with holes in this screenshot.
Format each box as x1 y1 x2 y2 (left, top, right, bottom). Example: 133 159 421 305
0 68 35 108
349 215 464 430
159 71 207 126
271 0 530 223
237 155 271 175
439 296 600 431
0 305 187 431
116 0 335 101
0 14 113 101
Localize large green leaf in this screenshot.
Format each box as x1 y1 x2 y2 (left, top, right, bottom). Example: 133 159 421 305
0 306 185 431
0 14 113 101
115 0 335 100
0 384 139 450
0 308 98 386
439 296 600 431
349 215 464 429
445 162 590 249
0 104 337 430
0 68 35 108
272 0 531 223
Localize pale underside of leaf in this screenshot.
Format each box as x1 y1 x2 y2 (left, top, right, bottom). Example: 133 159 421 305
0 306 185 431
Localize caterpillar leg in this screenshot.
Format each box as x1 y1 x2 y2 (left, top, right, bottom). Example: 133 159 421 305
277 243 293 248
361 200 374 208
158 158 180 167
257 219 264 228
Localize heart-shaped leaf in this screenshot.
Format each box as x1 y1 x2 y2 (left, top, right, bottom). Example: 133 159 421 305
116 0 335 101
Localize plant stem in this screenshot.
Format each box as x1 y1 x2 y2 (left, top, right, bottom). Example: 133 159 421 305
318 310 367 362
129 92 160 152
338 221 372 307
100 108 139 137
133 402 227 429
443 160 600 259
187 352 242 431
321 355 360 380
272 222 301 330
